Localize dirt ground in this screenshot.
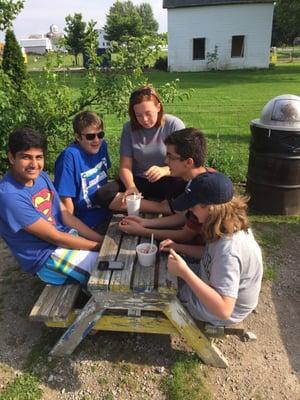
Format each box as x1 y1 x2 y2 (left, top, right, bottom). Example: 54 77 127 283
0 220 299 400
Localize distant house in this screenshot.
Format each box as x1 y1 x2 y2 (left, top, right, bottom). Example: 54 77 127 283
19 37 52 54
163 0 275 71
83 29 110 68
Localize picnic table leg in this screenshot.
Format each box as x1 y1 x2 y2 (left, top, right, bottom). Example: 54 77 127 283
162 298 228 368
50 297 105 357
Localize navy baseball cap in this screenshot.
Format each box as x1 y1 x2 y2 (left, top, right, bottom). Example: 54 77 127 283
172 171 234 211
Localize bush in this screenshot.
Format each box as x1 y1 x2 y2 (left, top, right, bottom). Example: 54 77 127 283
2 29 27 88
154 56 168 71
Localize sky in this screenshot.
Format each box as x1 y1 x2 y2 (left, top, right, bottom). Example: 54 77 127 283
0 0 167 42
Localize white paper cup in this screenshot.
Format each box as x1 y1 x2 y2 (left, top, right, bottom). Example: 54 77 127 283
126 194 141 216
136 243 157 267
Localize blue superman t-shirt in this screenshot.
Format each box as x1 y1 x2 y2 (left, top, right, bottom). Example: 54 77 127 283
54 141 111 228
0 171 69 273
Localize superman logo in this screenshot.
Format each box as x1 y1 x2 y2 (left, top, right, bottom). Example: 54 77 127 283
32 189 56 224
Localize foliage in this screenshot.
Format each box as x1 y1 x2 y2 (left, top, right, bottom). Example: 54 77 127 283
206 45 219 70
63 13 87 65
0 36 189 176
162 355 212 400
104 0 158 42
137 3 158 35
0 54 74 174
272 0 300 46
154 56 168 71
0 0 24 31
2 28 27 88
0 373 42 400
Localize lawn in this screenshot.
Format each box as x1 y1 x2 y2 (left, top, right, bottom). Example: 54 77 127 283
29 62 300 182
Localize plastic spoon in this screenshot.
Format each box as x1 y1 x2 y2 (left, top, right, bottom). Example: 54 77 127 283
149 233 154 253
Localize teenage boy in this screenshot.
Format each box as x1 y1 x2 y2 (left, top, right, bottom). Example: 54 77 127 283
54 111 112 233
119 128 215 258
0 128 103 285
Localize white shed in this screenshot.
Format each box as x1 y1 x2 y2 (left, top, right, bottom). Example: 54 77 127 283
19 37 52 54
163 0 275 71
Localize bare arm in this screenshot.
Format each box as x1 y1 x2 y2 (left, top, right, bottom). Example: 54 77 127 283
119 218 196 243
25 218 101 251
168 249 236 320
123 213 186 229
119 156 139 195
60 202 103 243
60 196 74 214
160 239 204 259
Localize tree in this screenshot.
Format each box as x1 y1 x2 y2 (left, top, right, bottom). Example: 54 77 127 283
0 0 24 31
137 3 158 35
64 13 86 65
272 0 300 46
104 0 144 42
2 28 27 87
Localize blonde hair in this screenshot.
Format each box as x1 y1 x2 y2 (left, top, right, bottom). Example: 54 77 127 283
201 196 249 243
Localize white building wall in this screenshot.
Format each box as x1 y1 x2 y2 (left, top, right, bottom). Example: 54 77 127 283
167 3 274 72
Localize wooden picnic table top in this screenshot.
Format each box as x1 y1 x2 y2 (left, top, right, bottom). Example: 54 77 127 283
88 214 177 295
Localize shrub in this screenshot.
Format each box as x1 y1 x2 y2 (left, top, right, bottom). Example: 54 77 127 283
2 28 27 88
154 55 168 71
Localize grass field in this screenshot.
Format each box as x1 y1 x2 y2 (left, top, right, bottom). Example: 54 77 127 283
29 62 300 182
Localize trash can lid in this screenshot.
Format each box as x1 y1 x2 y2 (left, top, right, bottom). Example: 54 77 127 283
251 94 300 132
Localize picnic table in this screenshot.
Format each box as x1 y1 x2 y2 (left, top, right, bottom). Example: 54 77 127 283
49 214 228 368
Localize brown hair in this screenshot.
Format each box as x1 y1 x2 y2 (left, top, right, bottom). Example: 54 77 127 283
73 111 103 135
201 196 250 243
128 86 164 130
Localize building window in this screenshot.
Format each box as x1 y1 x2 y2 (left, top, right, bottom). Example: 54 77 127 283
193 38 205 60
231 35 245 57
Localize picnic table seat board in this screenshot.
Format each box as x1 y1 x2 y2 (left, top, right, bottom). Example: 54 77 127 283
29 284 80 324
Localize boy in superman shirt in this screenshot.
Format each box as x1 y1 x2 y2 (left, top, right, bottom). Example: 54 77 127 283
54 111 112 233
0 128 102 285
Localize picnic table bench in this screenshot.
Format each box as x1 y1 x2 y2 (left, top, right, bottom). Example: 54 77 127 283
29 214 253 368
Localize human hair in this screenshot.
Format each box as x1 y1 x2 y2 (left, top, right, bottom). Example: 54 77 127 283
164 128 207 167
128 86 164 130
201 196 250 243
8 127 47 156
73 111 103 135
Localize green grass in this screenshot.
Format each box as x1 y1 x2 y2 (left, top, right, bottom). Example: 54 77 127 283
162 355 212 400
0 374 42 400
27 53 83 69
29 62 300 182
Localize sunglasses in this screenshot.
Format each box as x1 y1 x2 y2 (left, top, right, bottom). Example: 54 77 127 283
80 131 105 140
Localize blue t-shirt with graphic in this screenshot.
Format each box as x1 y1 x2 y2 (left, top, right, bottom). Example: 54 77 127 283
54 141 111 228
0 171 69 273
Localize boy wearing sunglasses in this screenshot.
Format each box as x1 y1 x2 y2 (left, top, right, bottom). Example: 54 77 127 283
54 111 111 232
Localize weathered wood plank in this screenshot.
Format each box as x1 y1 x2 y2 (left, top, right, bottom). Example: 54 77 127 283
157 252 177 294
89 215 123 291
163 298 228 368
50 297 105 356
49 285 80 321
46 313 178 334
109 233 139 291
29 285 62 321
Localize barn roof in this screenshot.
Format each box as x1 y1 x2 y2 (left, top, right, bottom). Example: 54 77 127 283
163 0 274 9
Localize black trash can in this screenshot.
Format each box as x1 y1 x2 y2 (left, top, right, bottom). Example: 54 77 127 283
246 94 300 215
